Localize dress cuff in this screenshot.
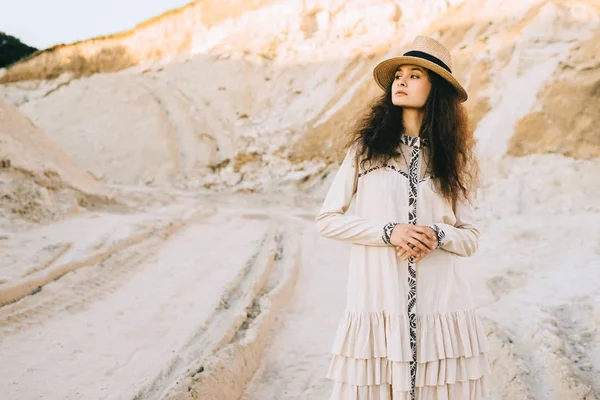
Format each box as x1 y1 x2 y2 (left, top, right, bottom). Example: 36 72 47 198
429 223 446 248
382 222 398 245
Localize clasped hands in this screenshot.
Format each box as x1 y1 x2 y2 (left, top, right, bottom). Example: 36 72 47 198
390 224 438 261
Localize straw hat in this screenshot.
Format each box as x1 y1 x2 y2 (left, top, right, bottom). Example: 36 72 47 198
373 35 468 102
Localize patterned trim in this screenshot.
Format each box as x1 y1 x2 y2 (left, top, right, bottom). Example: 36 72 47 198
429 223 446 249
405 145 420 400
357 165 385 178
352 134 432 400
358 163 434 182
382 222 397 245
361 135 429 400
358 164 408 179
382 163 409 179
400 133 430 148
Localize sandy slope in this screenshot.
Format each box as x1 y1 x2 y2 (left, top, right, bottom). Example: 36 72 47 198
0 189 309 399
1 0 599 399
5 0 598 194
0 96 118 238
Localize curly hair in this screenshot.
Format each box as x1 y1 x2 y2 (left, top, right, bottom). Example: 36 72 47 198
346 69 480 205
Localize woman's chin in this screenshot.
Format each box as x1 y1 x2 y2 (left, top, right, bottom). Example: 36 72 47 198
391 98 425 108
392 98 410 107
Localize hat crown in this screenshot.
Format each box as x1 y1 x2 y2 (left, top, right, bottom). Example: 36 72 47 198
371 35 468 102
405 36 452 70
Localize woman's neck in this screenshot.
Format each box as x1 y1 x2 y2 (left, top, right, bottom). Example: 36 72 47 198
402 107 425 137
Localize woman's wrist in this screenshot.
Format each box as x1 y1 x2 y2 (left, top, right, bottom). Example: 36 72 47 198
429 224 445 248
382 222 398 245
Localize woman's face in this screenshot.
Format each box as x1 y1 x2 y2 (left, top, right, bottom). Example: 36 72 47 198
391 64 432 108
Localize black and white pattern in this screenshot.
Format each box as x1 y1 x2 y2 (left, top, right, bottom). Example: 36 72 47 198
401 134 430 148
382 163 410 179
429 223 446 249
357 135 431 182
358 163 433 183
358 164 391 178
367 134 430 399
382 222 398 245
405 142 420 400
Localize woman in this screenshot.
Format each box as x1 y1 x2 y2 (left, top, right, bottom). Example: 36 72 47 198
315 36 492 400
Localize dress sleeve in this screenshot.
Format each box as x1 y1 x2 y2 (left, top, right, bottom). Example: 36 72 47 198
429 197 480 257
315 146 395 247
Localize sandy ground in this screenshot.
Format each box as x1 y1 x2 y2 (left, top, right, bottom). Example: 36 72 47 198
0 187 312 399
1 1 599 399
1 158 599 400
242 158 600 400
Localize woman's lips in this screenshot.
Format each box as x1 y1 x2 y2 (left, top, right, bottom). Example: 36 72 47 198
395 91 407 95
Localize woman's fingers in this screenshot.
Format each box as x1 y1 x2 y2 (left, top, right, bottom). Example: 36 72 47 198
411 227 438 249
396 241 432 261
394 225 440 260
397 248 423 260
406 235 432 253
414 225 437 242
407 230 434 251
396 242 419 258
396 247 406 258
404 243 421 257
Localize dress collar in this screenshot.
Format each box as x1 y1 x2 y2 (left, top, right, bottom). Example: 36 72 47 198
400 133 430 148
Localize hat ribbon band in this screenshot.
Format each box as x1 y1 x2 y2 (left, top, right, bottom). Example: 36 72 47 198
402 50 452 73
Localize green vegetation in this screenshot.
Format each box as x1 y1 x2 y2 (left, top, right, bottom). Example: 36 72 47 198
0 32 38 68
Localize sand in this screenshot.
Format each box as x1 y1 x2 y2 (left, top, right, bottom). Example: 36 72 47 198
8 0 599 193
1 0 600 399
0 166 598 399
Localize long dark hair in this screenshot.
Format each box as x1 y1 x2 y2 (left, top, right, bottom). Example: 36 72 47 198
346 70 480 205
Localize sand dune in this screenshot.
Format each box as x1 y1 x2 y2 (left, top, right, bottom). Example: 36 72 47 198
1 0 599 399
3 0 596 193
0 97 115 231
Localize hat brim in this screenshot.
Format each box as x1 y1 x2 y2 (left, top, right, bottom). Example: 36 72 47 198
373 56 468 102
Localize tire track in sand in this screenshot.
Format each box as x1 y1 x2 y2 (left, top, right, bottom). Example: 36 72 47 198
136 221 280 399
149 217 304 400
240 220 352 400
0 206 270 400
0 207 214 337
551 296 600 395
522 296 600 400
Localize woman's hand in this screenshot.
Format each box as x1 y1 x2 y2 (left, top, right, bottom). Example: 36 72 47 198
390 224 438 261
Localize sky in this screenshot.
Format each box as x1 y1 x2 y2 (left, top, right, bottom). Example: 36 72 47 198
1 0 193 49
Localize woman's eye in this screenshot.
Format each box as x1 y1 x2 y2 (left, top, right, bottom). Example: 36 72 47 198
394 74 418 79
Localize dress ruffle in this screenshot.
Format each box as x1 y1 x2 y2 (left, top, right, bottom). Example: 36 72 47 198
331 309 489 362
327 309 491 399
331 309 412 361
327 353 491 389
330 377 489 400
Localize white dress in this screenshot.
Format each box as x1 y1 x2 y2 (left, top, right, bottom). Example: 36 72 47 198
315 133 491 400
